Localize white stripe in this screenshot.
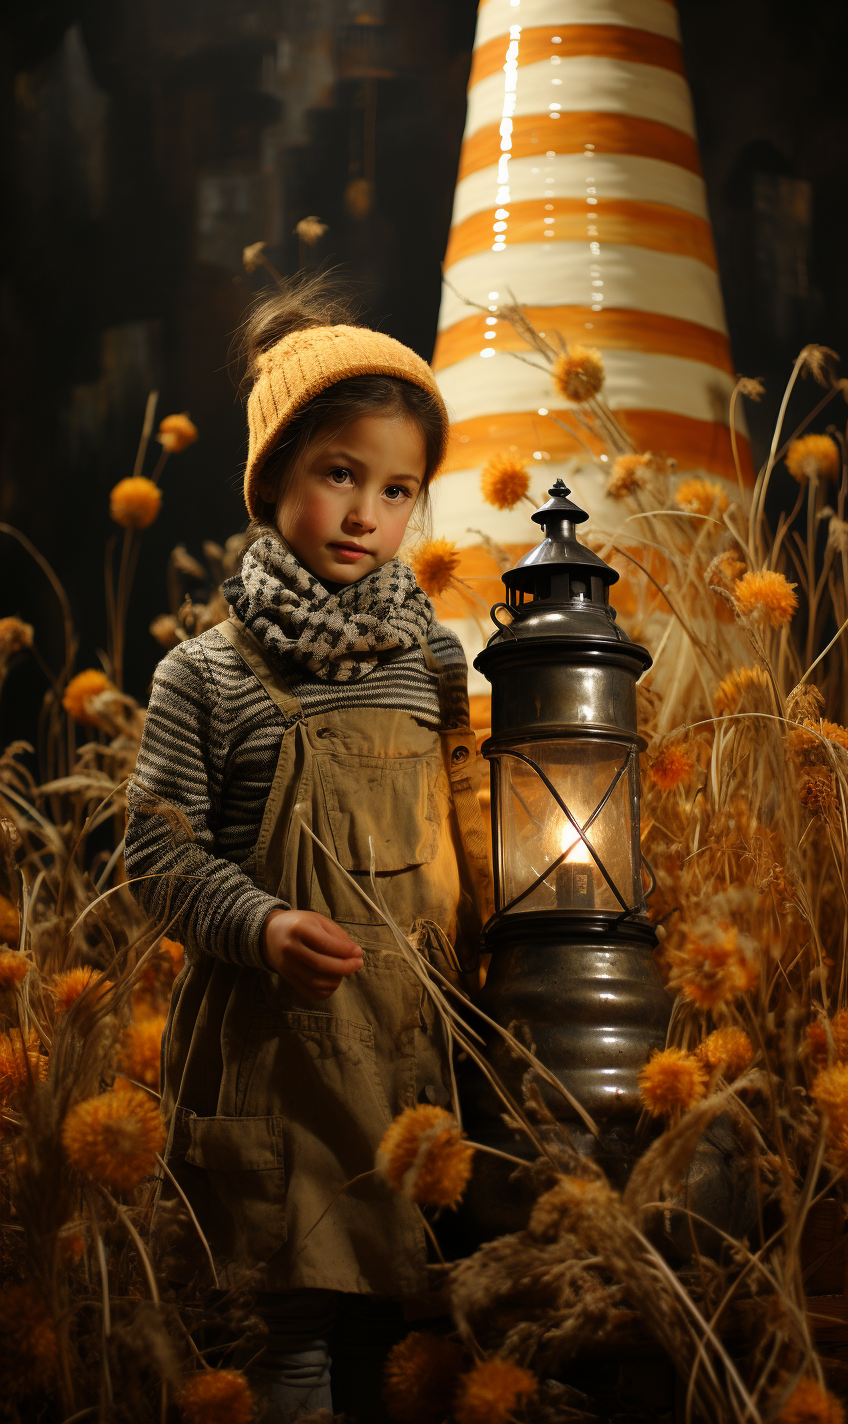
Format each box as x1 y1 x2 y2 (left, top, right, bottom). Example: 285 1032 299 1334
466 56 695 141
450 152 709 227
475 0 681 48
436 347 737 427
438 242 727 334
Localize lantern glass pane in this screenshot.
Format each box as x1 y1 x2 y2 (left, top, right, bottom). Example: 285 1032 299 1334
496 739 641 914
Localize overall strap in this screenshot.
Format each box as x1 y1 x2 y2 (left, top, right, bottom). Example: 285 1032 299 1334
215 618 304 721
441 727 493 920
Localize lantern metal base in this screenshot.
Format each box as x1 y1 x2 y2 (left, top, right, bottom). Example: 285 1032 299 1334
455 910 670 1244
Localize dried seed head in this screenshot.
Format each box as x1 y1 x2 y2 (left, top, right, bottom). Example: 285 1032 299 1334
480 453 530 510
150 614 181 649
410 539 461 599
733 570 798 628
706 550 747 588
775 1375 845 1424
295 215 329 244
376 1104 474 1209
242 241 267 272
117 1016 166 1089
0 894 19 945
157 413 199 454
674 478 729 518
62 669 117 728
51 966 110 1015
551 345 604 402
605 452 653 499
110 476 162 529
799 769 836 817
785 433 841 484
648 743 695 793
713 666 772 718
0 1030 47 1105
178 1368 254 1424
668 919 759 1010
453 1358 538 1424
806 1010 848 1069
0 951 28 990
696 1028 754 1078
528 1174 616 1242
62 1084 166 1193
383 1332 466 1424
0 618 34 657
638 1047 708 1117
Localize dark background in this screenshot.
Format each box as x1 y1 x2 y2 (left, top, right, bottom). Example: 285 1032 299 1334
1 0 847 744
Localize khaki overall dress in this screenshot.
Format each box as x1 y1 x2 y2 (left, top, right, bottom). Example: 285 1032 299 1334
155 617 490 1298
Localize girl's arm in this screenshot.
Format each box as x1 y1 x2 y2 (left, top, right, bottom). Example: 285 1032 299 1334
124 640 288 969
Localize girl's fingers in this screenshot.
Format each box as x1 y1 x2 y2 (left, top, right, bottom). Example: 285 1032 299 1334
296 945 362 977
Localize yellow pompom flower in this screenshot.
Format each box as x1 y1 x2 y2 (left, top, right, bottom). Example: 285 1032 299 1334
51 966 110 1015
0 1285 58 1396
0 894 19 946
62 1085 166 1193
178 1368 254 1424
667 920 758 1009
552 345 605 403
410 539 462 599
0 1029 47 1106
674 478 729 518
377 1104 474 1209
733 570 798 628
605 453 652 499
383 1332 466 1424
638 1047 708 1118
117 1016 166 1089
480 453 530 510
453 1358 538 1424
528 1174 616 1242
62 669 116 727
648 744 694 793
110 475 162 529
0 617 34 656
776 1377 845 1424
806 1010 848 1069
157 412 199 454
785 434 841 485
713 666 771 718
0 952 28 991
697 1028 754 1078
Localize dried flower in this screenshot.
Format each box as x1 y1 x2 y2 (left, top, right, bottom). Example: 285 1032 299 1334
178 1368 255 1424
785 434 841 484
117 1015 166 1088
62 1084 166 1193
480 453 530 510
383 1332 465 1424
667 919 758 1009
52 966 110 1015
0 1029 47 1105
706 550 747 588
62 669 116 726
0 617 34 656
150 613 181 648
812 1064 848 1133
0 1284 58 1395
157 413 199 454
733 570 798 628
799 769 836 816
606 453 652 499
776 1377 845 1424
713 666 772 718
638 1047 707 1117
295 215 329 244
242 241 267 272
453 1358 537 1424
826 513 848 555
0 952 28 990
648 744 694 792
552 345 604 403
410 539 462 599
377 1104 474 1208
528 1174 616 1242
0 894 19 945
806 1011 848 1069
674 478 729 518
110 475 162 529
737 377 765 401
697 1028 754 1078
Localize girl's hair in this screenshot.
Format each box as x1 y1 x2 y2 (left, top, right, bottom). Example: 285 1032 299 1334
236 271 443 536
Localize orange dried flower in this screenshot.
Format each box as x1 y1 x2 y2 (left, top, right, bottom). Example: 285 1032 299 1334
178 1368 254 1424
377 1104 474 1209
0 952 28 990
606 452 653 499
776 1377 845 1424
822 719 848 751
0 894 18 944
52 966 109 1015
454 1358 537 1424
667 920 758 1009
110 475 162 529
62 669 116 727
0 1284 58 1396
799 769 835 816
697 1028 753 1078
117 1016 166 1089
638 1047 707 1117
812 1064 848 1133
713 666 772 718
806 1010 848 1069
528 1174 616 1242
552 345 604 403
785 434 841 485
157 413 199 454
674 478 729 518
150 614 181 649
706 550 747 588
383 1332 465 1424
733 570 798 628
648 744 694 792
0 1029 47 1105
480 453 530 510
0 617 34 656
410 539 461 599
62 1085 166 1193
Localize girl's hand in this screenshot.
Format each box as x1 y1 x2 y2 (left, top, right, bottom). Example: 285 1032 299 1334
259 909 363 1000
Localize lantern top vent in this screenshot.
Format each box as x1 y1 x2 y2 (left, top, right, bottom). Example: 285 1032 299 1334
503 478 618 607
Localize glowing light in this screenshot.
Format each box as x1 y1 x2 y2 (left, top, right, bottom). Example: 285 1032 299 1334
492 242 506 251
488 291 499 299
599 454 608 462
537 407 548 415
484 332 496 339
561 821 590 862
546 150 555 158
591 304 602 311
549 103 561 111
485 316 497 325
533 451 542 459
586 197 597 205
493 221 507 232
495 208 509 219
552 35 561 43
480 348 496 358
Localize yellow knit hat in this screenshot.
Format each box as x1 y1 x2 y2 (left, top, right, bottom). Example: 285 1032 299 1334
244 323 449 518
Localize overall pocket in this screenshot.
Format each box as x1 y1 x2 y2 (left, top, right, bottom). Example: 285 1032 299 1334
317 751 443 872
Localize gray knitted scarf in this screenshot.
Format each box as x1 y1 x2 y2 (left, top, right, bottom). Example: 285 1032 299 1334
222 533 434 684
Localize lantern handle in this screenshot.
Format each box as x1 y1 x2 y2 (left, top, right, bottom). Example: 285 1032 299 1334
490 602 517 638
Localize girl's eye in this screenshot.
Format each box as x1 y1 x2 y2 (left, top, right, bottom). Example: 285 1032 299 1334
327 467 353 486
384 485 411 502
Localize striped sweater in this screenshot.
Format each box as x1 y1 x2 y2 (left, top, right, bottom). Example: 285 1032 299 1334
124 622 467 969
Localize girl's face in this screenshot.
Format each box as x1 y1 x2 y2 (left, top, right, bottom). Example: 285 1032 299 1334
269 413 427 586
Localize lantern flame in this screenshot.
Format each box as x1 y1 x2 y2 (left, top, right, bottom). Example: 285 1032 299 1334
560 820 591 863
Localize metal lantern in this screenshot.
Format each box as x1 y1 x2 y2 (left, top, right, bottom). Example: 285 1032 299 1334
462 479 671 1237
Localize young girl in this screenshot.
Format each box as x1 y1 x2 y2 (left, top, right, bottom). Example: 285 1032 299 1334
125 276 490 1421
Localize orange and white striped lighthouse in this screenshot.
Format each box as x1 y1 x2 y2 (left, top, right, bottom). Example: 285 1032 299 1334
429 0 748 720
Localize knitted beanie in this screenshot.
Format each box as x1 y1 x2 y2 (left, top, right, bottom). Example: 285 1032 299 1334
244 323 450 518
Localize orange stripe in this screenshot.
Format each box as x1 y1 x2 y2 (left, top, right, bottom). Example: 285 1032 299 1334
432 307 734 376
439 410 754 484
458 112 702 182
444 197 716 271
469 26 684 89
